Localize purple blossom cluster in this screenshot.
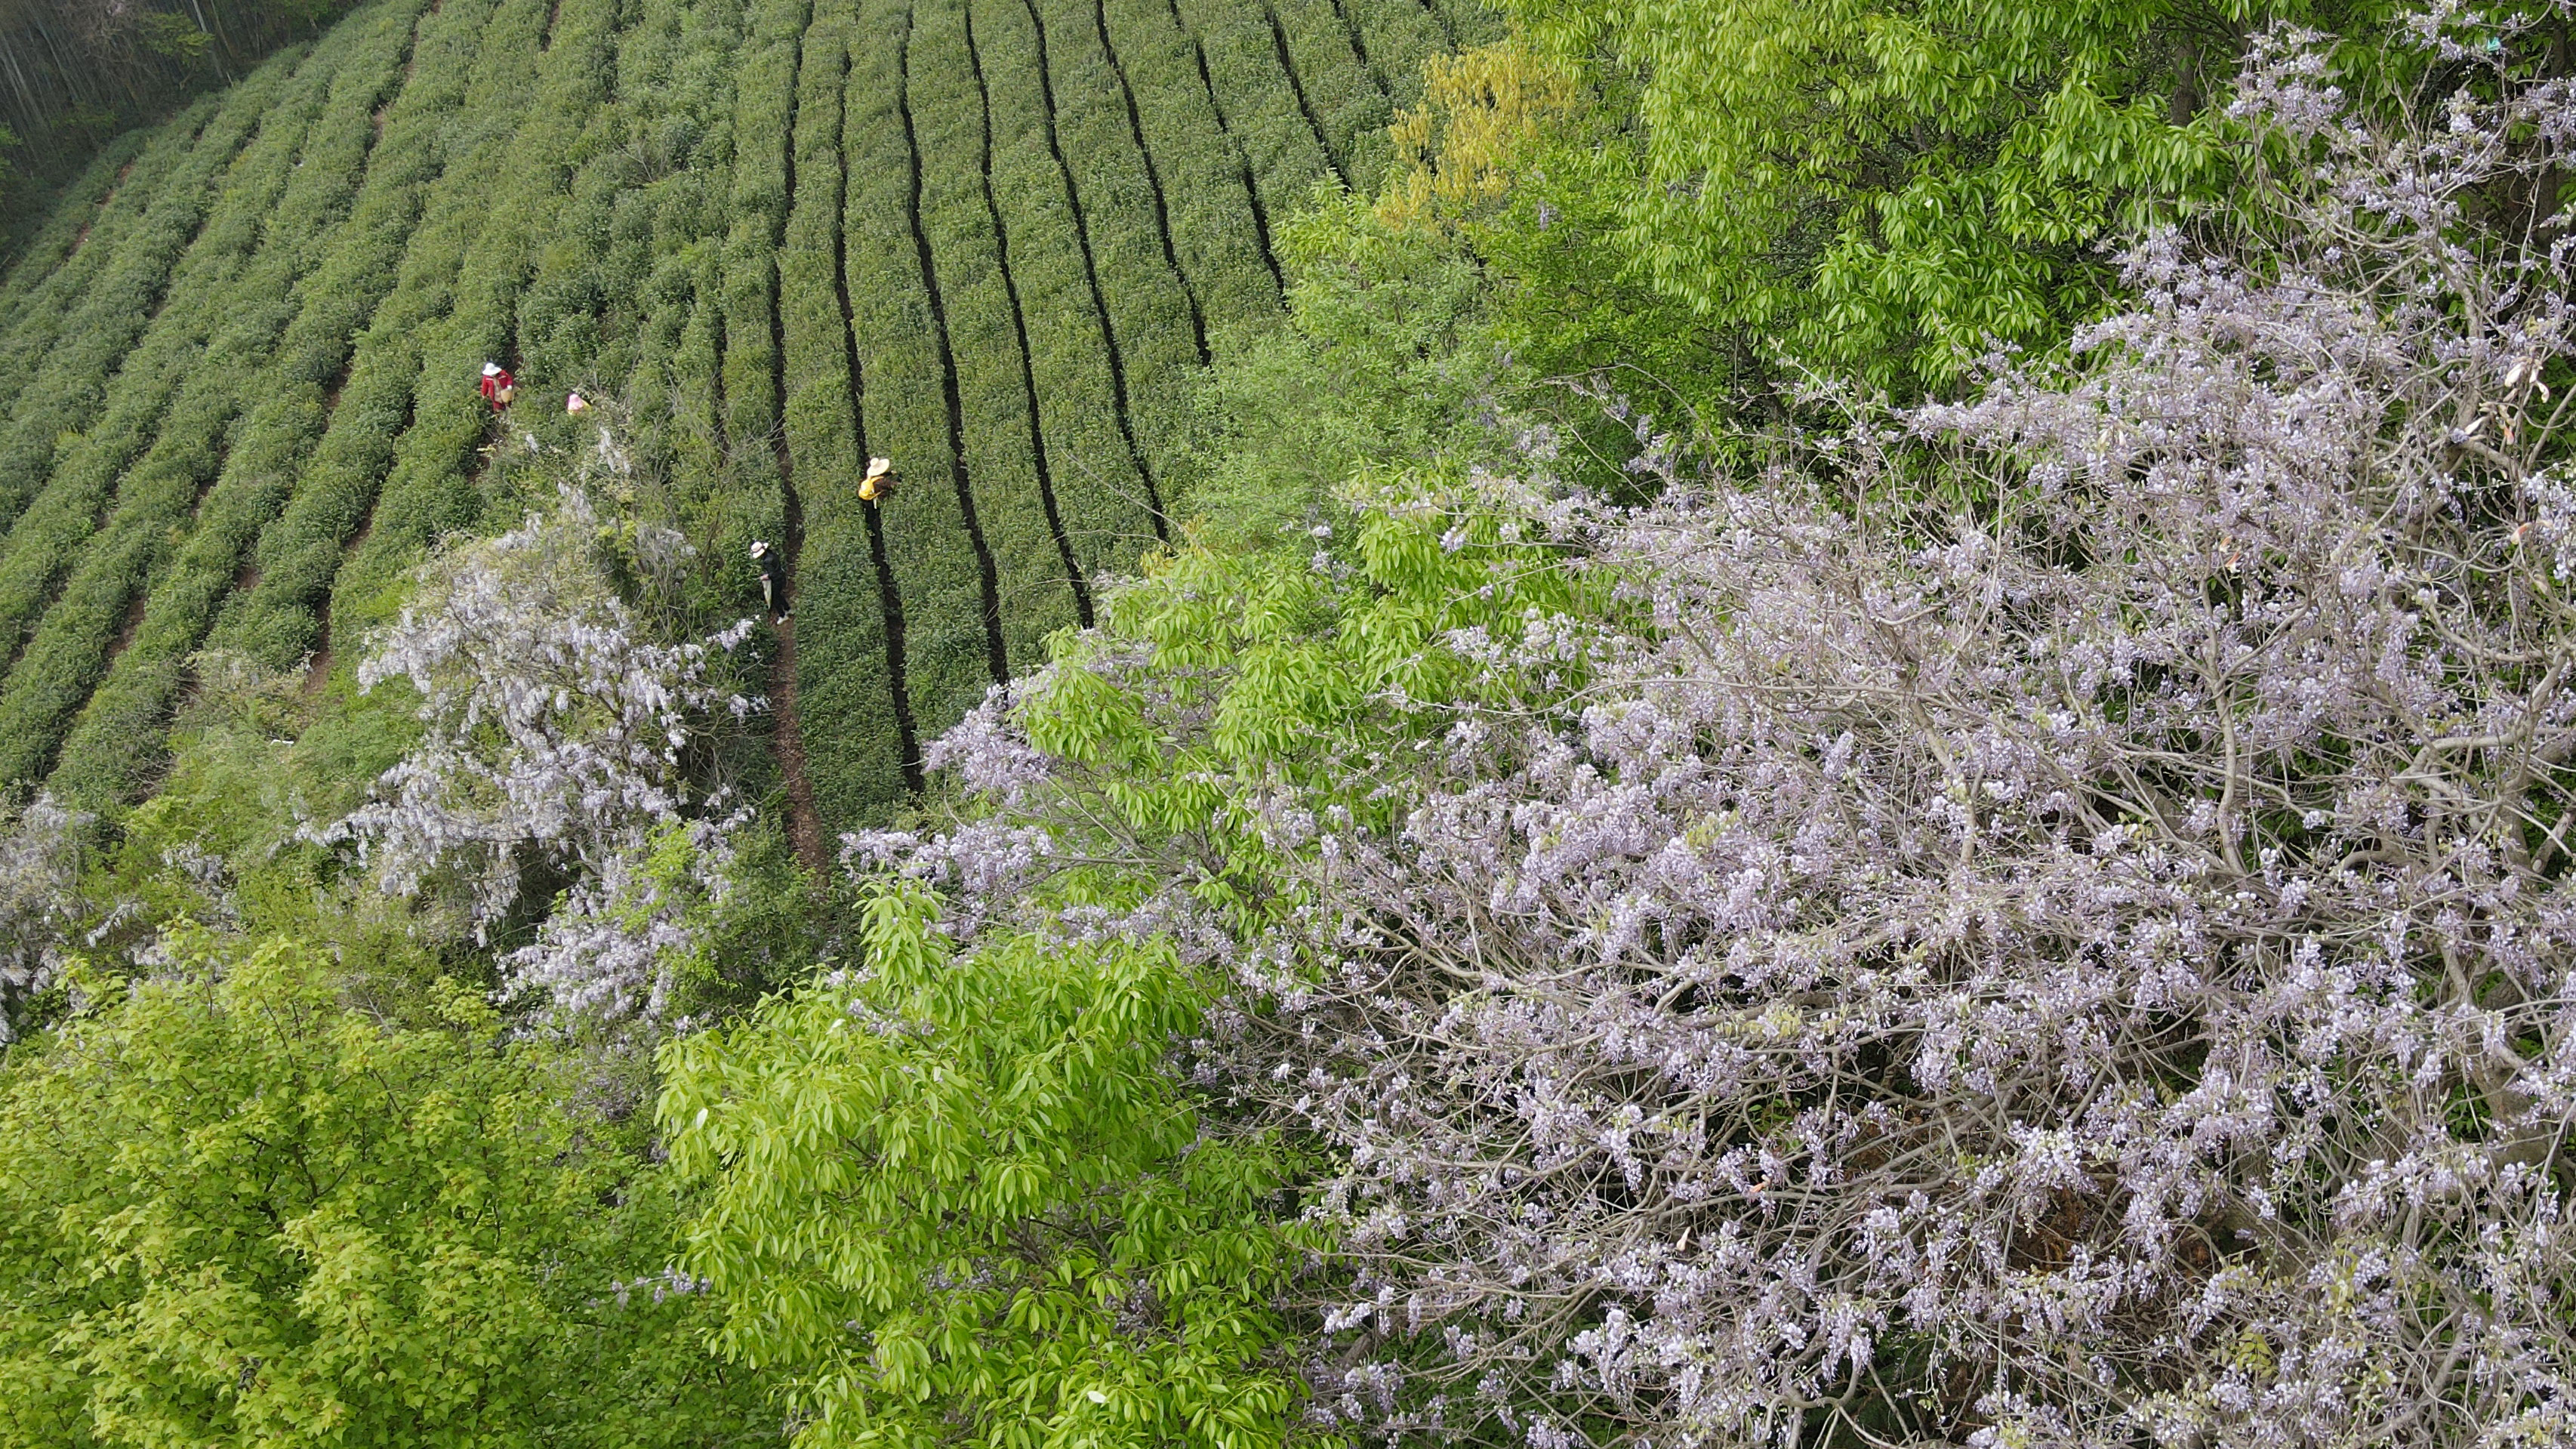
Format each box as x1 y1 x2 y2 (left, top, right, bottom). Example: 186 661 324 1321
0 793 85 1042
867 20 2576 1447
327 486 753 1023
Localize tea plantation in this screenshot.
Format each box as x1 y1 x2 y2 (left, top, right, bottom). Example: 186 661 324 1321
0 0 1484 836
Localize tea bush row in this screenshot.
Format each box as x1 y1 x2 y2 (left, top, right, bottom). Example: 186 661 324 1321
0 92 258 541
325 0 626 659
208 0 535 674
0 133 156 425
778 5 912 822
0 21 405 787
983 0 1169 580
1019 0 1203 529
0 57 310 691
43 0 437 801
836 0 991 809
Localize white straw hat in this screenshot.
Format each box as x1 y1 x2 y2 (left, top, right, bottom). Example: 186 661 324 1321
750 540 769 557
482 362 501 377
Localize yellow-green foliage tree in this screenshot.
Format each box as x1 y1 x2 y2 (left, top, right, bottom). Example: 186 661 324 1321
1419 0 2405 392
0 928 774 1447
659 883 1307 1449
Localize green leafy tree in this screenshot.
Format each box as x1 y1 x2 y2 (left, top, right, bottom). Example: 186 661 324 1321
658 882 1306 1449
1490 0 2400 389
0 926 773 1447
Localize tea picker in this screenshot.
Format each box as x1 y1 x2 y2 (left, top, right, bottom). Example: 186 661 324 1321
479 362 516 410
750 540 786 621
858 456 896 504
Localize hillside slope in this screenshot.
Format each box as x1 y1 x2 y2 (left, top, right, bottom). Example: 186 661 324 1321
0 0 1482 838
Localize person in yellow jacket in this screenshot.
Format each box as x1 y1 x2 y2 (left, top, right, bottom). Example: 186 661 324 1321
858 456 896 504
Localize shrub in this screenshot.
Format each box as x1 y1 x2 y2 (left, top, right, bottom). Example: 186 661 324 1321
0 794 86 1044
1262 0 1399 183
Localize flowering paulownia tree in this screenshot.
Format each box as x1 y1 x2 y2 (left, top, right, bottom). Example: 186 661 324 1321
328 485 754 1023
0 794 85 1044
856 14 2576 1447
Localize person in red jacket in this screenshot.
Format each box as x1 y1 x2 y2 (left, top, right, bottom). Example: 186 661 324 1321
479 362 516 409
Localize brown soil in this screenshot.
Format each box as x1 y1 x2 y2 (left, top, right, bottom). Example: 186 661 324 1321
768 615 828 874
105 589 150 664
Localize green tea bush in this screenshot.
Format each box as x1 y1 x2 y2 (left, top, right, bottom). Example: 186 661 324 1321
0 90 254 536
1166 0 1340 211
1333 0 1447 101
700 0 809 831
1172 0 1382 185
1271 0 1400 180
49 0 436 802
778 10 908 822
1104 0 1305 330
326 0 615 658
655 273 735 526
0 56 308 695
213 0 512 671
1021 0 1205 526
710 0 802 531
979 0 1172 579
0 133 154 423
564 0 761 415
0 12 417 789
612 0 747 532
907 0 1080 680
839 0 997 764
963 0 1095 631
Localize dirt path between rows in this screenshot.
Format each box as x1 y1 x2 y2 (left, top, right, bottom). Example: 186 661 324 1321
768 612 829 874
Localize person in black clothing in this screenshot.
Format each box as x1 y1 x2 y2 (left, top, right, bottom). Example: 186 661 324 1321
751 540 786 621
